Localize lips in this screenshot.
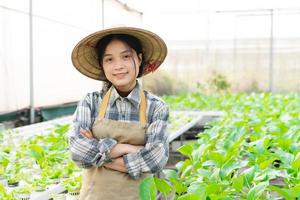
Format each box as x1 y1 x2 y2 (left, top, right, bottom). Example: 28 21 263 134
114 72 128 79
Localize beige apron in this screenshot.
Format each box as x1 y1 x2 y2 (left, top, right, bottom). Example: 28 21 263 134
79 87 150 200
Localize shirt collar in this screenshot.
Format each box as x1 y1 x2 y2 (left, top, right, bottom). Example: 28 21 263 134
109 81 141 108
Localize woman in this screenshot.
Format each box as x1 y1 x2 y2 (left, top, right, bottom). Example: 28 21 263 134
69 27 169 200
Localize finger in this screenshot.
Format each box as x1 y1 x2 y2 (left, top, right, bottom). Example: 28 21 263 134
80 128 94 139
80 130 92 139
80 130 88 138
84 131 93 139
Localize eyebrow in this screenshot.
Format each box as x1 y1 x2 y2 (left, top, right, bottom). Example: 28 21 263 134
103 49 132 58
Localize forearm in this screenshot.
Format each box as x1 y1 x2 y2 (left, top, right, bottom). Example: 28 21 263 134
124 142 169 178
70 127 118 168
109 143 143 158
103 157 128 173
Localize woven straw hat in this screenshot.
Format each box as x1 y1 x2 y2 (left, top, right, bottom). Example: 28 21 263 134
71 27 167 81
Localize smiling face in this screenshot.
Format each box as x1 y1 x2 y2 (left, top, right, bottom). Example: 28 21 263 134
102 39 142 93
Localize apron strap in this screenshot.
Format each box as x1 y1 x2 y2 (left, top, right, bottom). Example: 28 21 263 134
139 89 147 126
98 87 147 126
98 87 112 120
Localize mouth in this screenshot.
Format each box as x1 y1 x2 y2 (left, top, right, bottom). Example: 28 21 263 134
113 72 128 79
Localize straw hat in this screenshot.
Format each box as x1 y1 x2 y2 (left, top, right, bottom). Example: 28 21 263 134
71 27 167 81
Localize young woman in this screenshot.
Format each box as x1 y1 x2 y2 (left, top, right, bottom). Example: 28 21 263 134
69 27 169 200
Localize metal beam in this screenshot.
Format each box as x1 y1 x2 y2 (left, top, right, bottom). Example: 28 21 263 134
29 0 34 124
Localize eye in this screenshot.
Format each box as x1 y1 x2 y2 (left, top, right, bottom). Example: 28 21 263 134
104 57 113 63
123 54 132 60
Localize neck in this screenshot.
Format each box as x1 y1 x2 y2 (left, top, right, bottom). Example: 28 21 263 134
117 90 130 97
115 81 137 97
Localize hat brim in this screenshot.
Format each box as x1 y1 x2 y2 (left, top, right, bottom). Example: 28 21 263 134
71 27 167 81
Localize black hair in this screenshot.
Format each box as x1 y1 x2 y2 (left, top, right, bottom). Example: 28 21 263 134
95 34 145 78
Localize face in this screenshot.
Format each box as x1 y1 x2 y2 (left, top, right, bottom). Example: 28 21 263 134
102 39 142 92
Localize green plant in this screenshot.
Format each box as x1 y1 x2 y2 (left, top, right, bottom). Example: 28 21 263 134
5 162 21 186
141 92 300 199
62 161 78 178
208 72 231 92
28 177 49 191
6 173 20 186
0 123 73 193
62 175 82 193
13 186 32 194
0 153 9 177
29 144 48 169
197 72 231 94
0 184 15 200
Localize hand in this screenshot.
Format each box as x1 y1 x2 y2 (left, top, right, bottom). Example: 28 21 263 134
109 144 144 158
80 128 94 139
128 145 144 153
103 157 127 173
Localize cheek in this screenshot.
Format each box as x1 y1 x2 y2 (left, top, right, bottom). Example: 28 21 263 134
102 64 111 77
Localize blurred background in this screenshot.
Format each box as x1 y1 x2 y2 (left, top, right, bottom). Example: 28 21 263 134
1 0 300 128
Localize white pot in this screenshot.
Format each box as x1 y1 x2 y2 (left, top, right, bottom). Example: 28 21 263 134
15 193 31 200
34 185 46 192
50 193 66 200
66 191 80 200
0 177 7 186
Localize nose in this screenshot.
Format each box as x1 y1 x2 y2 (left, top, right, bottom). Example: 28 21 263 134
113 59 124 70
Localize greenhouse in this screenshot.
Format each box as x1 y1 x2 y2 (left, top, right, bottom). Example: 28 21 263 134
0 0 300 200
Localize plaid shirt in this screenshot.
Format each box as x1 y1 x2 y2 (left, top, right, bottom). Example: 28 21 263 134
68 82 169 179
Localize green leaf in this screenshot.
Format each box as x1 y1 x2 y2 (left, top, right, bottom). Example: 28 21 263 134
191 145 205 161
178 144 194 159
219 161 241 180
197 168 212 179
202 160 217 167
268 185 293 200
174 180 188 195
206 183 223 195
208 152 224 167
232 175 244 192
187 182 206 197
259 158 277 170
177 193 201 200
290 184 300 198
243 166 256 188
54 124 70 135
176 159 192 173
210 168 221 182
154 177 172 195
247 182 268 200
181 165 193 179
139 176 157 200
291 156 300 171
163 169 178 183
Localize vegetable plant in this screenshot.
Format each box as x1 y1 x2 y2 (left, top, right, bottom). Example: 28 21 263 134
140 92 300 199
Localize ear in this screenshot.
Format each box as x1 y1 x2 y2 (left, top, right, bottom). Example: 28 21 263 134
138 53 143 65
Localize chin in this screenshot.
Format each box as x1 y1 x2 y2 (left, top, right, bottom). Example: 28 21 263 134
112 79 136 91
112 80 130 87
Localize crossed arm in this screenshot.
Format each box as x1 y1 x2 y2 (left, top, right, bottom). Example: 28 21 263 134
69 93 169 179
80 129 143 173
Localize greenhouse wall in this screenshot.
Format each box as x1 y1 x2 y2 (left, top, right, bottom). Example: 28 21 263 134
145 10 300 93
0 0 142 113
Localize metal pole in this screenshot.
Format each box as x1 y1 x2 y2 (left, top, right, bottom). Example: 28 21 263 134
29 0 35 124
233 14 237 85
102 0 104 28
269 9 274 92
